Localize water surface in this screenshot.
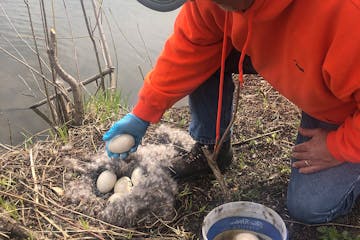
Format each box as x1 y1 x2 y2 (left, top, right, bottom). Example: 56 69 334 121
0 0 178 145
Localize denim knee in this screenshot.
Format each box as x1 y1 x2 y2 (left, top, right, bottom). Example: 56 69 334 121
286 193 325 224
286 187 355 224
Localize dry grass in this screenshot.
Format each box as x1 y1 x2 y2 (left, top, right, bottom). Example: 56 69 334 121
1 75 360 240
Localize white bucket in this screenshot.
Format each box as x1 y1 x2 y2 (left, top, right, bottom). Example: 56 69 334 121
202 201 288 240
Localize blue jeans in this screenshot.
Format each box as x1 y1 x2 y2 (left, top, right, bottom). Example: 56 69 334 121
188 49 360 224
287 112 360 223
189 50 256 144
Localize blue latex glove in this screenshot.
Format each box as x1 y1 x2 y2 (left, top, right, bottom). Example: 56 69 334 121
103 113 149 159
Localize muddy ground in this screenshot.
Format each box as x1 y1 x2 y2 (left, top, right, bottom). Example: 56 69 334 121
1 74 360 240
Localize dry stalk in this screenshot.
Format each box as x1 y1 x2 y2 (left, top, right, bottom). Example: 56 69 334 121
0 2 50 71
80 0 105 91
29 148 40 203
0 46 71 102
91 0 116 92
0 189 147 237
103 9 119 87
232 129 282 146
62 0 81 80
24 0 57 124
108 8 144 60
136 23 153 68
0 143 13 151
1 35 39 95
36 209 70 239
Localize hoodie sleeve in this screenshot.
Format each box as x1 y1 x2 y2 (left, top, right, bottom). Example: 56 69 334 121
323 7 360 162
326 93 360 163
133 1 231 123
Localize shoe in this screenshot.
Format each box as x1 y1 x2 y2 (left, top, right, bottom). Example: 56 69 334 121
169 141 233 179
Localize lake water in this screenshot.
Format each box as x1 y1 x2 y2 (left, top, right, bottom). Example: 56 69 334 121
0 0 178 145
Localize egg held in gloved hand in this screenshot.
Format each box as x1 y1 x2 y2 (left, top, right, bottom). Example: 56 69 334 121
107 134 135 155
103 113 149 159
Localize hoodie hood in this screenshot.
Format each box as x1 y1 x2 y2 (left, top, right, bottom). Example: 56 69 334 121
138 0 293 18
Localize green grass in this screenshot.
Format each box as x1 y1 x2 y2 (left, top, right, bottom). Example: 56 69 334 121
317 226 360 240
78 216 90 230
20 132 34 148
86 90 129 123
0 175 15 190
0 196 19 220
56 124 69 143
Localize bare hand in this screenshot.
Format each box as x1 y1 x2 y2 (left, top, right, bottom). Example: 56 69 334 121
292 127 342 174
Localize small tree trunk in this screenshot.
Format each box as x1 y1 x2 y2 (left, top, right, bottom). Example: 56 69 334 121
48 28 84 125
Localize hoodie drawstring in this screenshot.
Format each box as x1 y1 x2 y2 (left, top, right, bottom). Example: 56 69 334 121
215 12 229 144
215 11 254 145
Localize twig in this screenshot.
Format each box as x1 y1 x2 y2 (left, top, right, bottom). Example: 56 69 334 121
1 35 40 95
103 9 119 87
0 46 71 101
0 143 13 151
80 0 105 91
62 0 81 80
108 8 145 60
91 0 116 92
6 118 12 146
24 0 60 124
36 209 70 239
23 0 47 95
151 213 191 238
0 2 50 72
136 23 153 68
202 147 230 201
0 231 9 239
29 68 113 109
232 129 282 147
138 65 145 80
17 75 37 98
202 75 242 200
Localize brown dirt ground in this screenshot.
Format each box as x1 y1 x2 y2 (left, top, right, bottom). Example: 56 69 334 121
1 74 360 239
161 75 360 240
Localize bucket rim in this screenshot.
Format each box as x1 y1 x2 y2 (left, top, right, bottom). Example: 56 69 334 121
202 201 288 240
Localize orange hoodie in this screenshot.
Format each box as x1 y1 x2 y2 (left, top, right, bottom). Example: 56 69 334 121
133 0 360 162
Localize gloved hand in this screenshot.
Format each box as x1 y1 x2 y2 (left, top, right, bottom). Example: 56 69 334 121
103 113 149 159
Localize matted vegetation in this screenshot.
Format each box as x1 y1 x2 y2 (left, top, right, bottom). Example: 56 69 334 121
1 75 360 240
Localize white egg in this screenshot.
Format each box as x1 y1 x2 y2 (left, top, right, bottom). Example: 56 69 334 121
131 167 144 186
108 134 135 154
108 192 129 203
96 170 117 193
233 232 259 240
114 176 133 193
